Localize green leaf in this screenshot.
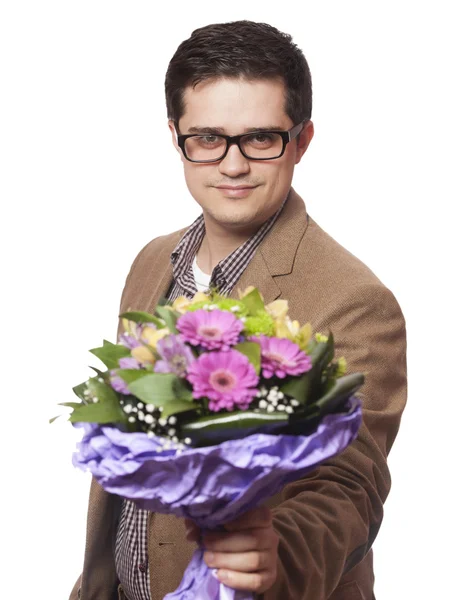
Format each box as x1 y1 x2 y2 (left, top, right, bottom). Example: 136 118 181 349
160 399 198 418
315 372 365 415
49 415 61 424
241 288 265 316
127 373 192 406
59 402 83 409
69 401 126 424
88 366 108 378
89 343 131 369
173 378 194 401
182 410 288 433
309 333 334 366
87 378 120 404
155 306 179 333
69 379 125 424
72 381 89 402
119 311 165 328
115 369 153 385
234 342 261 374
280 373 310 405
281 334 337 406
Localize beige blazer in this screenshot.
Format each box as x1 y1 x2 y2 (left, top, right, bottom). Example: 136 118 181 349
70 188 407 600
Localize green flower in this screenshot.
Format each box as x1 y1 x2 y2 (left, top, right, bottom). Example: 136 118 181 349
186 301 214 312
336 357 347 378
186 297 249 318
243 310 275 336
315 332 329 343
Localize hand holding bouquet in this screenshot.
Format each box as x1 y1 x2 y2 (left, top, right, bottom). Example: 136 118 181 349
57 287 364 600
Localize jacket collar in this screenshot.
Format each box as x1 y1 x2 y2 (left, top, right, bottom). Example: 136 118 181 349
146 186 308 309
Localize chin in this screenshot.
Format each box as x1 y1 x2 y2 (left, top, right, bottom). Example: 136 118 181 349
211 210 260 228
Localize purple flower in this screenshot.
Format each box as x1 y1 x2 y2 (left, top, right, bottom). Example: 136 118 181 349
254 336 312 379
119 326 144 349
110 371 131 395
153 334 195 377
177 309 243 351
187 350 259 412
118 357 141 370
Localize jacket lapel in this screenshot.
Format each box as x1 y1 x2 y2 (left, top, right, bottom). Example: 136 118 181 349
234 187 309 303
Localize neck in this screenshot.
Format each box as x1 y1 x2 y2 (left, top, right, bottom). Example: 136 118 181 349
196 216 260 274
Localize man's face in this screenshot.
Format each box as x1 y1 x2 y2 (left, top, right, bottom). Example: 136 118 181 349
169 77 313 233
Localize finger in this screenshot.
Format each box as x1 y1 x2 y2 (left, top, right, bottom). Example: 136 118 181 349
203 528 274 552
214 568 276 594
224 506 272 532
204 550 270 572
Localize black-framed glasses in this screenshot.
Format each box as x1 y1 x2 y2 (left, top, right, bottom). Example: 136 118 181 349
175 121 305 163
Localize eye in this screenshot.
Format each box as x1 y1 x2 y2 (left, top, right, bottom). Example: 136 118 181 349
199 135 220 144
252 133 273 143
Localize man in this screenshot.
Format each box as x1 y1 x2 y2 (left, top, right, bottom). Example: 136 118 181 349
71 20 406 600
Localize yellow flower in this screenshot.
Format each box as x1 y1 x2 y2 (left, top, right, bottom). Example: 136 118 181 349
141 326 170 349
265 299 289 320
131 345 156 365
274 316 298 339
238 286 263 300
296 322 312 351
191 291 211 304
121 318 140 336
172 296 191 314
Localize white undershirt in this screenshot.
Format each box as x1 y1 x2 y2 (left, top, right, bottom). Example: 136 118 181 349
192 256 212 293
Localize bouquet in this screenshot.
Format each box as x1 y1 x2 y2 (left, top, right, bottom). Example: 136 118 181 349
57 287 364 600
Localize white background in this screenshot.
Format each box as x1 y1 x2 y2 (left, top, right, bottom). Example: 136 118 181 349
1 1 466 598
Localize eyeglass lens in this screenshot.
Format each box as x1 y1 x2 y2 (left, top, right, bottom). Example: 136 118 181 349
184 132 284 161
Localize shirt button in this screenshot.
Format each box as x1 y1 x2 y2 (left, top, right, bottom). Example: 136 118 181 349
138 561 147 573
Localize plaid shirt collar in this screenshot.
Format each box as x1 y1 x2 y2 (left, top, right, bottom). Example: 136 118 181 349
170 201 286 297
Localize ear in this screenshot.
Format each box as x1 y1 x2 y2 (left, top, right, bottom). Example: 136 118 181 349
295 120 314 165
168 120 184 161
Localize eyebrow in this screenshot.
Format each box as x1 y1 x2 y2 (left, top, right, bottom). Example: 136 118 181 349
186 126 284 134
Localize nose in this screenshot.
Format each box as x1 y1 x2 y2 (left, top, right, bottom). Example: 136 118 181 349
218 143 251 177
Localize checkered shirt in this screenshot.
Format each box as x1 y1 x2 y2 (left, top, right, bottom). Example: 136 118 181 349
115 204 284 600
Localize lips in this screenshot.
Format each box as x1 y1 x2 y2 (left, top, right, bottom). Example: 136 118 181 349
216 186 257 190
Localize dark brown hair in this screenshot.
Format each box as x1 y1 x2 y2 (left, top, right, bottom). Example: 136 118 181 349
165 20 312 126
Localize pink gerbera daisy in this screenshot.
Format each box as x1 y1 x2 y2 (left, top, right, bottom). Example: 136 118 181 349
254 336 312 379
177 309 243 351
187 350 259 412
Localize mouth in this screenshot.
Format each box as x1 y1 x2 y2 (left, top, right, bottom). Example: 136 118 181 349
215 185 258 198
216 185 257 190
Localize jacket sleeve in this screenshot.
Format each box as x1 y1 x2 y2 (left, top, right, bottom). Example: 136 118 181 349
264 282 407 599
69 575 81 600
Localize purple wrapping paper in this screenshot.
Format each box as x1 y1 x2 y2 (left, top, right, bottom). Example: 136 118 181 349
73 397 362 599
